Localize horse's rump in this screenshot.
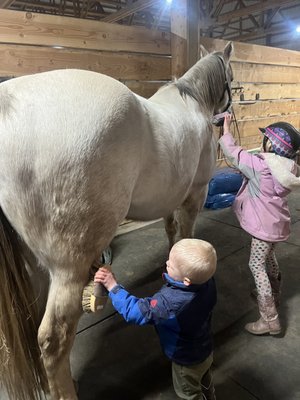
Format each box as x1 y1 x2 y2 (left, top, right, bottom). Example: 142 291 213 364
0 69 146 268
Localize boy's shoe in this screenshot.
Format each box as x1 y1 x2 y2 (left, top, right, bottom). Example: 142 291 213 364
245 316 281 335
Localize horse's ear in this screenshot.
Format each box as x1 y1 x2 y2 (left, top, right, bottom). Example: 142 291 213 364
199 44 209 59
223 41 234 62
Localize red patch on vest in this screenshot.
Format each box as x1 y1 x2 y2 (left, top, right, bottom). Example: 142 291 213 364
150 299 158 308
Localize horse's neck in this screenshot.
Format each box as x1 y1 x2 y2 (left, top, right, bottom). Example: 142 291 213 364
177 57 221 113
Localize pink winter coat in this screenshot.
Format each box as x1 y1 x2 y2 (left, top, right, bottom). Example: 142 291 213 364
219 132 300 242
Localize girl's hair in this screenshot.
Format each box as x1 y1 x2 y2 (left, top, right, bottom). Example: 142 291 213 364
172 239 217 284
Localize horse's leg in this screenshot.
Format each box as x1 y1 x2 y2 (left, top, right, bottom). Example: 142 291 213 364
178 185 208 239
38 270 85 400
164 213 178 249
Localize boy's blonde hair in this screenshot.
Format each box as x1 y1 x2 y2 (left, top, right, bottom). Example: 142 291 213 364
171 239 216 284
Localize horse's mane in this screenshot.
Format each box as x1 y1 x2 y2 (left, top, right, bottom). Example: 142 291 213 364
174 52 227 111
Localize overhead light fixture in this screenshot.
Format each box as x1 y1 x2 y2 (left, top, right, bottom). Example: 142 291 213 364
166 0 172 4
296 26 300 33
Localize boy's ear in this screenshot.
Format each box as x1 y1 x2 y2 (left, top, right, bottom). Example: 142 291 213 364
183 277 191 286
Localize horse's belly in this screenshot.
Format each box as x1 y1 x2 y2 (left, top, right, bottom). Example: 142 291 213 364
128 184 190 220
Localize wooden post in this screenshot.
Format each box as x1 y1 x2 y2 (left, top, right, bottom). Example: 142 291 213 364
187 0 200 68
171 0 199 78
171 0 188 78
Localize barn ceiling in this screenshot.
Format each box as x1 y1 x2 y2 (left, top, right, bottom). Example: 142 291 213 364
4 0 300 50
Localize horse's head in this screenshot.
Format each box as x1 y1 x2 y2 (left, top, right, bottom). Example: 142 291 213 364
175 41 234 116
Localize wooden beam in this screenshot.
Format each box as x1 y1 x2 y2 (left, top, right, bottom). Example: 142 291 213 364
101 0 161 23
14 1 107 18
217 0 300 23
0 0 14 7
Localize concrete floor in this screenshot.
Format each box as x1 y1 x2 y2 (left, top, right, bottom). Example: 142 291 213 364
70 191 300 400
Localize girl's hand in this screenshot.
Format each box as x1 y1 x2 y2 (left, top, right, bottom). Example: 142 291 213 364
94 267 117 291
223 113 232 133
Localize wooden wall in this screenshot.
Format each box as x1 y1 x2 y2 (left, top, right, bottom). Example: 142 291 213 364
1 10 300 153
0 9 171 98
200 37 300 150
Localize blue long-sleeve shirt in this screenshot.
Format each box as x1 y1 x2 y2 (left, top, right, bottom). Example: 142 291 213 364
109 273 217 365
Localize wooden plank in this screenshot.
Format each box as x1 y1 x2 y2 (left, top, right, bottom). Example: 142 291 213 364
124 81 167 98
235 114 300 138
200 37 300 67
232 62 300 84
240 136 263 149
233 99 300 120
116 219 162 236
0 9 171 55
0 44 171 80
232 83 300 101
218 113 300 151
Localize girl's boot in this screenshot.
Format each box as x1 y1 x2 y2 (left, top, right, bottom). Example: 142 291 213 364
251 272 282 307
245 294 281 335
269 272 282 307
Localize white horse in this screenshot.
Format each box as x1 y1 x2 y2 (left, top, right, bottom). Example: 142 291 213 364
0 42 233 400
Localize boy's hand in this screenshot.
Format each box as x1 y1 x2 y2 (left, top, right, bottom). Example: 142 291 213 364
223 113 232 133
94 267 117 292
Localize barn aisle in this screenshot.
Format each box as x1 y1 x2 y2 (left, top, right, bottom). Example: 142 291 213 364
71 191 300 400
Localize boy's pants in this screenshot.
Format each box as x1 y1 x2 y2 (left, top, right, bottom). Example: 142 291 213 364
172 353 215 400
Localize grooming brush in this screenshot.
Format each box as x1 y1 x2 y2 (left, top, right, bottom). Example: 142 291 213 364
212 111 231 127
82 264 111 313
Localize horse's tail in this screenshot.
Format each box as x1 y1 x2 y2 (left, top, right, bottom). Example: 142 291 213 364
0 207 48 400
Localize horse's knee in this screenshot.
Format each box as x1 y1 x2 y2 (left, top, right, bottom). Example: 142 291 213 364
38 325 58 358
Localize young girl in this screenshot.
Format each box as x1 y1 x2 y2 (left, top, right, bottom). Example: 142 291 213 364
219 114 300 335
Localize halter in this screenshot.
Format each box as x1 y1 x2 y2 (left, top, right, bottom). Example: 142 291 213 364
216 55 232 112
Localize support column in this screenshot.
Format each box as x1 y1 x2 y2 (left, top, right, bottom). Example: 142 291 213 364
171 0 200 78
171 0 188 78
